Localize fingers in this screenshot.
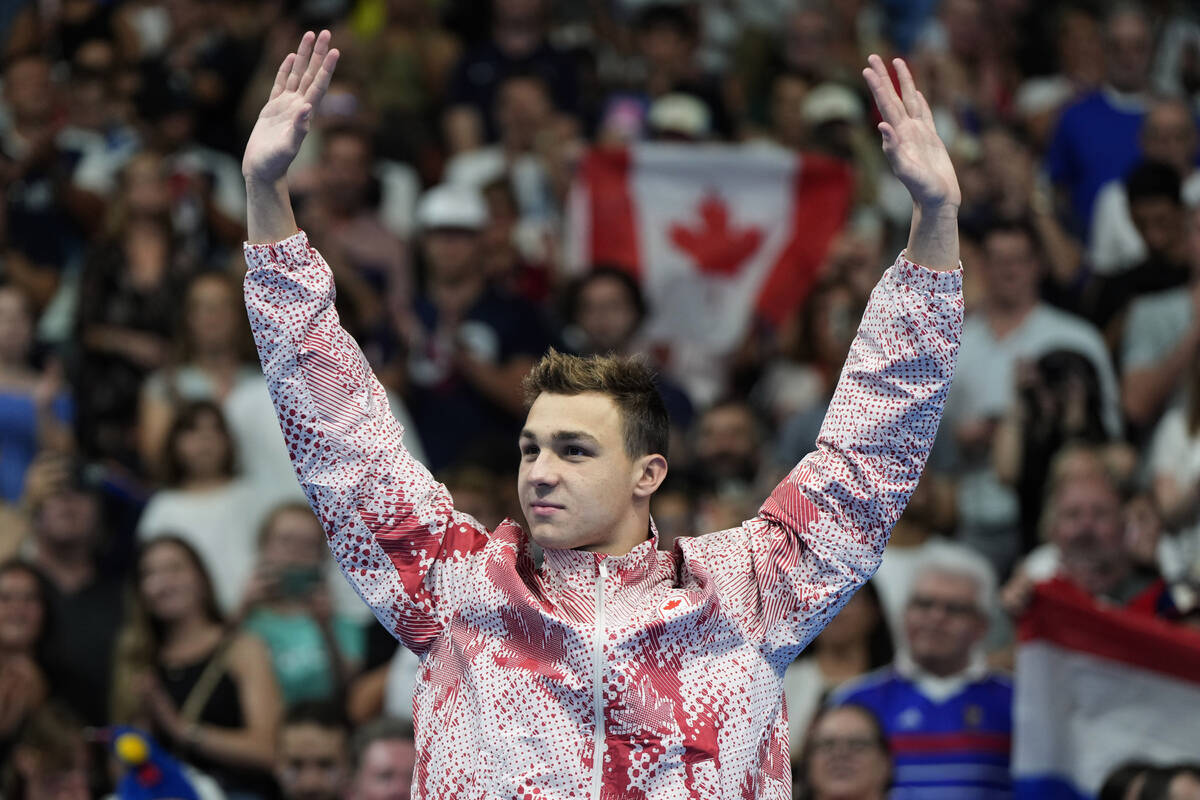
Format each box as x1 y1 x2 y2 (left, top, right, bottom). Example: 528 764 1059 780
863 53 905 127
269 53 295 102
892 57 926 121
285 31 315 93
298 29 331 96
303 48 340 107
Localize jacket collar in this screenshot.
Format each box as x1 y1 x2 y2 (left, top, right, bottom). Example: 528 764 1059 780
540 520 663 595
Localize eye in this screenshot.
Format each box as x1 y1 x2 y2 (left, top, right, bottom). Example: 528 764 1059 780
565 445 590 458
521 444 539 459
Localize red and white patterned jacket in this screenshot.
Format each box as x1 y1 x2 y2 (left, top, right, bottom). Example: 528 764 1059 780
244 232 962 800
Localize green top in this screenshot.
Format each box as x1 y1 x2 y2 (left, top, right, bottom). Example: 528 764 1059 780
244 608 365 705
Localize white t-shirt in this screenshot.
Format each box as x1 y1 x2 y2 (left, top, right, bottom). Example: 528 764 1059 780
1148 407 1200 582
137 479 273 613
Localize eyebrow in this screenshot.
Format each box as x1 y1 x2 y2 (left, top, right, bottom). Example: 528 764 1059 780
519 430 602 446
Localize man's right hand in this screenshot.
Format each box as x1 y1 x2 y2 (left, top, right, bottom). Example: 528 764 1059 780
242 30 338 186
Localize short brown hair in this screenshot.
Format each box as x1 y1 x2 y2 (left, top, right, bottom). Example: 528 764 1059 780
522 349 669 459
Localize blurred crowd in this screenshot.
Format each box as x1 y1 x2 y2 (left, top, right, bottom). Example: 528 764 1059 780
2 0 1200 798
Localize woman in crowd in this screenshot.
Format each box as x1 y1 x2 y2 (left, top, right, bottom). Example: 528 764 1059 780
0 561 52 762
783 580 893 759
797 704 892 800
136 401 269 613
239 501 364 707
111 536 280 799
75 152 193 469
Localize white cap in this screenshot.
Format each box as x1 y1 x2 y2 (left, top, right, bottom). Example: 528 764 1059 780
648 93 712 139
802 83 865 126
415 184 488 231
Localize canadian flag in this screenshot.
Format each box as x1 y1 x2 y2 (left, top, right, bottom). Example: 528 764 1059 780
565 143 853 401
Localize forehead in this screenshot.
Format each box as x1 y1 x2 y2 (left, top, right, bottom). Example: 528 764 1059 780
281 723 347 754
524 392 623 441
912 570 977 599
817 707 874 736
1056 477 1119 508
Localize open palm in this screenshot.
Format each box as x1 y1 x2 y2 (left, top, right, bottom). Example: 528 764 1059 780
242 30 339 185
862 54 961 210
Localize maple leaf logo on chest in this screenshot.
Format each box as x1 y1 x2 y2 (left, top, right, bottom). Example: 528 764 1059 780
668 191 765 277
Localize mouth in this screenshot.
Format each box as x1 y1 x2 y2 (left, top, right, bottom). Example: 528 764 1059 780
528 501 565 517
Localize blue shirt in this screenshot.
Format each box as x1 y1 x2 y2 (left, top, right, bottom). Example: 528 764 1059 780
0 389 72 502
833 665 1014 799
1045 90 1146 237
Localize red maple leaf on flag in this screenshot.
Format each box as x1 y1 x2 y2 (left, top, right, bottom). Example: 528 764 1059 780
668 192 764 277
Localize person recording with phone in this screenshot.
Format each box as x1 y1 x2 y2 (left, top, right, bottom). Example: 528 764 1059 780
238 502 365 708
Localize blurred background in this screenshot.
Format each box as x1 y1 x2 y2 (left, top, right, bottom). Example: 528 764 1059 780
1 0 1200 798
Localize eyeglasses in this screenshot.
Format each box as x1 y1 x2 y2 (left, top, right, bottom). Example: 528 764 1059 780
810 737 880 756
907 595 978 618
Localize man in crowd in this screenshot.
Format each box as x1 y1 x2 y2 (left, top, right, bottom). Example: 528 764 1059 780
833 544 1013 797
275 702 351 800
349 718 417 800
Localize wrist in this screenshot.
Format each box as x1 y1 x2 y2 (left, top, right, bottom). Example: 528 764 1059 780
912 201 960 220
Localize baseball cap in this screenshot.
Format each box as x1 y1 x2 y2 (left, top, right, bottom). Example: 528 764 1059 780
802 83 865 126
415 184 488 232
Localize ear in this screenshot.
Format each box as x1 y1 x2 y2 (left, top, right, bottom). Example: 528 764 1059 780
632 454 668 500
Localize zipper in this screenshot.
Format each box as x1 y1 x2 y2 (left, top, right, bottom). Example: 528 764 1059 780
589 559 608 799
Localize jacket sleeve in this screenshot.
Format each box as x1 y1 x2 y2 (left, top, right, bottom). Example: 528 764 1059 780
243 231 490 655
679 252 962 660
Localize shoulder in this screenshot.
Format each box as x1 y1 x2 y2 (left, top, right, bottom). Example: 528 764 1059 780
830 666 900 706
228 630 272 669
1029 305 1107 350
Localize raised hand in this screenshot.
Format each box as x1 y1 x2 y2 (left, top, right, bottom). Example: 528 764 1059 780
862 54 961 211
242 30 339 185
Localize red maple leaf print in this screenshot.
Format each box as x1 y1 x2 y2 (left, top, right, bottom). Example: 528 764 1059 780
668 192 764 277
493 605 567 681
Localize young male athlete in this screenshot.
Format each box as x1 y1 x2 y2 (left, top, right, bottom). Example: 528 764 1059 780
242 30 963 800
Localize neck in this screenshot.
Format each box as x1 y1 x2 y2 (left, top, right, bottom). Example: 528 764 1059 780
32 540 94 593
917 654 971 678
181 474 228 491
585 507 652 556
193 349 237 370
163 611 216 649
986 298 1035 333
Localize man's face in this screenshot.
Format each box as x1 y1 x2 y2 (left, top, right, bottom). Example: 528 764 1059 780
1051 476 1128 597
903 571 986 676
1130 196 1184 260
320 134 371 213
4 57 54 124
276 724 348 800
422 229 480 282
1142 104 1198 172
36 490 99 550
981 231 1040 310
693 404 759 485
1105 11 1152 92
351 739 416 800
496 78 551 152
577 276 639 354
519 392 647 552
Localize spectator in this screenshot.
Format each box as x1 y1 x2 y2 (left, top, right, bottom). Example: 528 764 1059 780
1100 760 1155 800
344 0 460 165
562 266 693 430
597 4 732 143
1045 4 1154 236
0 283 72 502
1012 7 1104 150
405 183 552 472
139 271 300 500
1 703 90 800
783 581 894 759
443 0 580 154
939 219 1119 575
444 74 561 237
1144 363 1200 586
689 398 764 498
74 177 186 467
1084 161 1192 346
796 704 891 800
0 561 51 761
24 454 123 728
111 536 281 798
136 400 270 613
992 349 1114 555
276 702 351 800
348 717 416 800
1120 206 1200 431
0 54 89 309
1090 99 1200 276
832 544 1013 797
1011 457 1174 618
241 502 364 707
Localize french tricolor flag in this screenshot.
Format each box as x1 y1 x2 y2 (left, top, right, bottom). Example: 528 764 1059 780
1014 578 1200 799
565 144 852 402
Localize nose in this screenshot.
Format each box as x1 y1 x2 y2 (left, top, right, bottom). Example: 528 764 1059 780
526 449 559 489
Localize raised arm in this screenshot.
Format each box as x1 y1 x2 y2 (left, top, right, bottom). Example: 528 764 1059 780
241 32 490 656
681 57 963 656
